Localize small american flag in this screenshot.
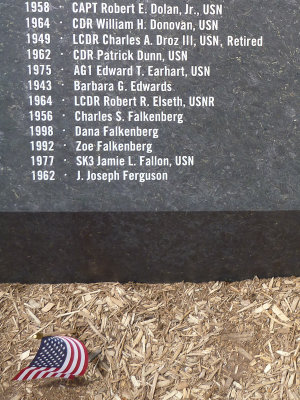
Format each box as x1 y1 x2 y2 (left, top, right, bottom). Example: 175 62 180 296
12 336 88 381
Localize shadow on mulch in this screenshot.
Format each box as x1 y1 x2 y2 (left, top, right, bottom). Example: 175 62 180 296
37 376 90 389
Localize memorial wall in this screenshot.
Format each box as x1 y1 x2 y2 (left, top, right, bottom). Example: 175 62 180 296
0 0 299 281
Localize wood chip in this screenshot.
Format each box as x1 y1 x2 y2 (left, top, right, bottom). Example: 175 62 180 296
149 372 159 400
26 308 41 325
11 395 23 400
176 381 189 390
28 299 40 309
20 350 30 360
237 346 253 361
41 302 55 313
224 376 234 388
253 303 272 314
130 375 141 388
290 297 299 312
288 373 296 387
132 329 143 348
162 390 178 400
264 364 271 373
272 304 290 322
276 350 291 357
233 381 243 390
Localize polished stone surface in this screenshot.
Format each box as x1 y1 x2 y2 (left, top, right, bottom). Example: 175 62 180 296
0 0 299 211
0 1 299 283
1 212 299 283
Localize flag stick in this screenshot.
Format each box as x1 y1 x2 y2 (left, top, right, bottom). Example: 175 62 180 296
33 330 77 339
88 349 102 363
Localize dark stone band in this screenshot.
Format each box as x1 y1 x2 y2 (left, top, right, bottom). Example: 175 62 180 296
1 212 299 283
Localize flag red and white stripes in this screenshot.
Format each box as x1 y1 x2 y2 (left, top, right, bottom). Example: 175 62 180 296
12 336 88 381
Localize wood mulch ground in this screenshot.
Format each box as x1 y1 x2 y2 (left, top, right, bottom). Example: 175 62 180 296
0 277 299 400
